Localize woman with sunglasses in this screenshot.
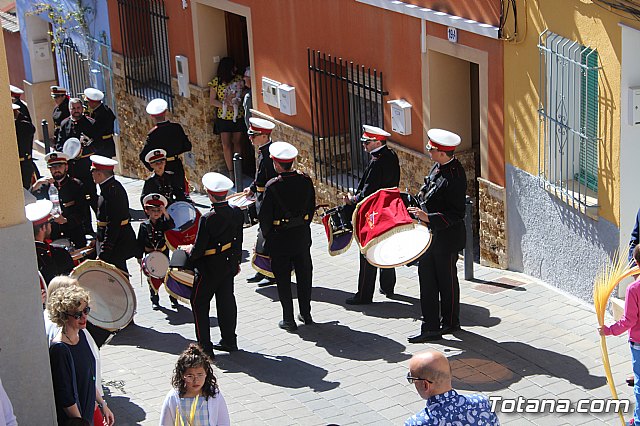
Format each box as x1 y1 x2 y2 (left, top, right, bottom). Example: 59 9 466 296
159 344 230 426
48 286 114 426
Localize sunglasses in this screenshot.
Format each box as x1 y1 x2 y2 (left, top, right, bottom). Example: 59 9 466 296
360 137 377 145
406 372 433 384
248 131 263 138
65 306 91 320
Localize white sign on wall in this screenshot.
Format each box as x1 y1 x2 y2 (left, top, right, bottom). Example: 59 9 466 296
447 27 458 43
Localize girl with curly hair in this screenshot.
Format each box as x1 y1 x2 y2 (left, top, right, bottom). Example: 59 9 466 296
159 344 230 425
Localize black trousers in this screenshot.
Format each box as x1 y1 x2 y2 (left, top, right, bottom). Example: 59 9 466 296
418 251 460 331
355 254 396 302
271 249 313 321
19 160 35 189
69 157 97 233
190 269 237 350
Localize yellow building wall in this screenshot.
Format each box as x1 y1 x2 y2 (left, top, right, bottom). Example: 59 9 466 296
504 0 631 226
0 34 26 227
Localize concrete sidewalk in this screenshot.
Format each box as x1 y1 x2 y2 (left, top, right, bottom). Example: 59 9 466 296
33 153 634 425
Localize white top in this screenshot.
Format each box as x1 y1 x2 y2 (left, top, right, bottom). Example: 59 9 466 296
84 88 104 101
0 378 17 426
202 173 233 193
25 200 53 223
159 388 230 426
427 128 461 148
147 98 168 115
269 141 298 162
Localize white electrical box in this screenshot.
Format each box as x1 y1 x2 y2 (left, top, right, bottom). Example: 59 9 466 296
630 86 640 126
32 39 51 61
175 55 190 97
387 99 412 135
278 84 297 116
262 77 280 108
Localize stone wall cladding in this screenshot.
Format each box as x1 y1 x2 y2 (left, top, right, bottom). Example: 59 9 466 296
112 53 225 190
478 177 507 269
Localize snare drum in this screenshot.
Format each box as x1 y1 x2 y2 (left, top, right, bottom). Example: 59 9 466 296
228 193 256 210
142 251 170 279
165 202 202 250
164 268 194 304
51 238 74 251
321 205 353 256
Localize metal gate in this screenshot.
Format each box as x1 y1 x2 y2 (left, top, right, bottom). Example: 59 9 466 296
308 49 387 190
58 36 117 125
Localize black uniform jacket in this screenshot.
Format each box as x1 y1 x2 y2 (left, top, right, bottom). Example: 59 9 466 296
36 241 75 285
89 103 116 158
136 216 175 259
13 98 31 123
189 202 244 276
250 141 277 209
354 144 400 203
258 171 316 254
419 157 467 254
32 176 88 240
52 97 70 140
96 177 137 262
140 171 189 208
15 118 35 159
56 116 98 154
139 121 192 171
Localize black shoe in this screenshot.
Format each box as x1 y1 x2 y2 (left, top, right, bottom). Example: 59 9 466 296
278 320 298 332
297 314 314 325
345 296 372 305
150 298 160 310
379 287 395 298
257 277 276 287
441 324 461 335
408 330 443 343
170 298 180 309
201 346 215 359
212 341 238 352
627 375 635 387
247 272 266 283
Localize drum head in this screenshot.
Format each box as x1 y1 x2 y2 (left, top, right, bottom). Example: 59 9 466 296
51 238 73 250
62 137 81 159
71 260 136 331
167 201 197 231
168 268 195 287
143 251 170 279
228 194 256 209
365 224 432 268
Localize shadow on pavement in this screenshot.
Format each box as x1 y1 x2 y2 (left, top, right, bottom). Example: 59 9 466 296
157 304 195 326
129 207 147 221
108 323 194 355
215 351 340 392
297 320 410 363
440 330 606 392
102 388 147 424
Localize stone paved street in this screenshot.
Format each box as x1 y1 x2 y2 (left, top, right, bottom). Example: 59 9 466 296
35 154 635 425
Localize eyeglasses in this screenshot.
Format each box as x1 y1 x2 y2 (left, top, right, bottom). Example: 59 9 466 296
65 306 91 320
248 132 263 138
360 137 376 145
406 372 433 384
184 373 206 382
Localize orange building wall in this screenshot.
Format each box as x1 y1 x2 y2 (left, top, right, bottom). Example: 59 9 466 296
411 0 501 26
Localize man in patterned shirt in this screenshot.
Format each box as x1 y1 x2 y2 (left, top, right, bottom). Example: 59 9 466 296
405 350 499 426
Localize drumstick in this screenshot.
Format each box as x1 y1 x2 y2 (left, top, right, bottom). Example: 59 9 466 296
225 192 245 201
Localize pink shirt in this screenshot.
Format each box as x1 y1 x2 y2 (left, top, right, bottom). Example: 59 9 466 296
603 278 640 343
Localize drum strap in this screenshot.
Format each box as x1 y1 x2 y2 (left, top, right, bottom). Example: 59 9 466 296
101 134 113 139
19 154 32 161
256 186 265 192
204 242 232 256
97 219 130 227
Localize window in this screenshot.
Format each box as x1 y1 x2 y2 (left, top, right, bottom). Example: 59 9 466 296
538 30 600 210
117 0 172 107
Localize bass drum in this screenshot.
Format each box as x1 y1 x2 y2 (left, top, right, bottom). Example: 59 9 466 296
165 202 202 251
71 259 136 332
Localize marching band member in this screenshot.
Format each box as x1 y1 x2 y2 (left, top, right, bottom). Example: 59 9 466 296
140 148 191 208
10 84 31 123
258 142 316 332
25 199 75 285
31 152 90 248
13 103 37 189
407 129 467 343
85 87 117 159
183 173 244 357
51 86 70 142
343 125 400 305
136 193 178 309
57 97 99 215
90 155 138 274
140 98 192 189
245 117 277 286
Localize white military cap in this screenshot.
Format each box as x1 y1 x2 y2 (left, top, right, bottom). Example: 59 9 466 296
11 104 20 110
361 124 391 141
146 98 168 115
25 199 53 225
202 172 233 196
142 193 168 208
145 149 167 164
248 117 275 135
90 155 119 170
84 87 104 101
269 141 298 163
50 86 68 96
9 85 23 95
426 128 461 152
45 151 69 166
